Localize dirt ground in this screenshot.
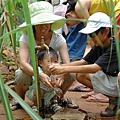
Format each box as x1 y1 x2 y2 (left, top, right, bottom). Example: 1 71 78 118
0 81 117 120
0 45 118 120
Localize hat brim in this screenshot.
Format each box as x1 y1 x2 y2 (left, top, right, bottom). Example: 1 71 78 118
19 13 66 31
54 4 67 17
79 27 99 34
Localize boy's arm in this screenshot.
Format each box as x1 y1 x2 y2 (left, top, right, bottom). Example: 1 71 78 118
62 59 88 66
50 63 102 74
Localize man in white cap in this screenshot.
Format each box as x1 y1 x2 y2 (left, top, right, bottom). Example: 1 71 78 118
50 12 120 117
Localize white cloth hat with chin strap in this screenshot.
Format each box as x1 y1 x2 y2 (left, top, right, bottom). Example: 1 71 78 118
19 1 66 31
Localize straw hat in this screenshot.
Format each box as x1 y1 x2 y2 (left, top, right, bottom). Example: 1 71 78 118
19 1 66 31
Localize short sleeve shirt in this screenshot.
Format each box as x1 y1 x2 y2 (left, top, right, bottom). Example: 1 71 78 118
62 22 87 61
89 0 120 17
83 39 119 76
19 32 66 51
19 31 66 62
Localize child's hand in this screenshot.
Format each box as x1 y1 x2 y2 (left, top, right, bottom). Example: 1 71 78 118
51 75 57 87
51 75 64 88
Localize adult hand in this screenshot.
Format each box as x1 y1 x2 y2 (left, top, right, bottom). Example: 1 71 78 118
49 64 65 74
39 72 53 88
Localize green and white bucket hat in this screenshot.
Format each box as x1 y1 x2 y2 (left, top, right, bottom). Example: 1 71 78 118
20 1 66 31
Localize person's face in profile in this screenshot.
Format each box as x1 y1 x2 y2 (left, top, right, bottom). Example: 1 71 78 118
88 28 110 46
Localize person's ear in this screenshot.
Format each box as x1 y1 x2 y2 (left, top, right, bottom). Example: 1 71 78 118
38 60 43 67
104 28 110 36
66 12 72 18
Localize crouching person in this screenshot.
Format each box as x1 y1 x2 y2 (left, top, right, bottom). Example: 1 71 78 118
49 12 120 117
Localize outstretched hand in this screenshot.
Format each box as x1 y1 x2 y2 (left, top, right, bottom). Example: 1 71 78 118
49 64 65 74
51 74 64 88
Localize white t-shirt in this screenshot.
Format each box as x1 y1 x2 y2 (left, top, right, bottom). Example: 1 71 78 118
19 31 66 51
19 31 66 61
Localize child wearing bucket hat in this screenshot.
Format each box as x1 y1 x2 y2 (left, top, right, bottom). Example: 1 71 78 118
49 12 120 117
10 1 78 111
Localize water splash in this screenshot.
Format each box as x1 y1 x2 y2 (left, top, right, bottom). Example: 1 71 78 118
47 49 51 65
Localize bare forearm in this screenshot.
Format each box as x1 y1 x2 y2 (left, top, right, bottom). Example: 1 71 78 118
19 62 34 76
62 59 88 66
63 64 101 74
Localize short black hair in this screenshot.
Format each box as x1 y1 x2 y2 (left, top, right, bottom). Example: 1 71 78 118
38 47 58 61
63 0 77 13
47 0 52 4
95 27 113 38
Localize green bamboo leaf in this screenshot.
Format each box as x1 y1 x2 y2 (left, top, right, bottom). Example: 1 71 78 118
20 0 40 109
0 26 29 40
0 74 14 120
109 0 120 69
5 85 43 120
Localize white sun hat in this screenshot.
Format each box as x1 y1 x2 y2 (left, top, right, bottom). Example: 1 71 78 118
19 1 66 31
79 12 112 34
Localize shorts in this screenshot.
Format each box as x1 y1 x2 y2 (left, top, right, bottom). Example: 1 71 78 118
15 68 32 86
62 73 76 85
15 69 76 86
89 70 119 97
26 82 62 106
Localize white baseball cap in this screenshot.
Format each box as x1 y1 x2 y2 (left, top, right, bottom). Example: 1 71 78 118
79 12 112 34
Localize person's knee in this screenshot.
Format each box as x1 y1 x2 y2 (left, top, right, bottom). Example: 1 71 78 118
76 73 85 82
15 69 32 86
63 73 76 84
69 73 76 81
14 84 29 99
15 84 29 93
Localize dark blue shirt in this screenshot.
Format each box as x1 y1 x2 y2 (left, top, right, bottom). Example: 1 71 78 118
62 23 87 61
